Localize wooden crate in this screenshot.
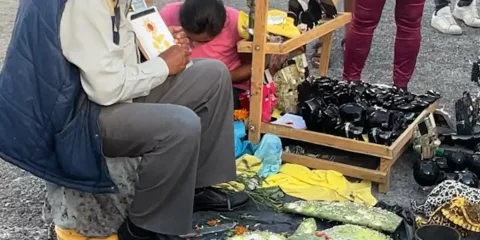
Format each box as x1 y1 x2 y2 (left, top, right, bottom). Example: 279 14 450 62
262 101 439 192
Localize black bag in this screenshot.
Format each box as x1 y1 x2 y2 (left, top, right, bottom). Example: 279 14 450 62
455 92 476 136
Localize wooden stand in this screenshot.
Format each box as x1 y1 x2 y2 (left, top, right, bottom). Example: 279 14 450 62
239 0 436 192
238 0 352 143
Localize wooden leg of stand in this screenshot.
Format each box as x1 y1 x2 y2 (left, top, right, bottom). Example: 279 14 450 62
318 32 334 76
378 158 391 193
247 0 269 144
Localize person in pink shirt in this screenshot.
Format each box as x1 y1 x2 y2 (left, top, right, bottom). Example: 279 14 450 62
160 0 251 108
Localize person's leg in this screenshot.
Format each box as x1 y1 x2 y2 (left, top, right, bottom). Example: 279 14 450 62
342 0 387 81
342 0 355 50
392 0 426 90
431 0 463 35
136 59 237 189
102 59 243 239
453 0 480 27
99 103 202 237
136 59 247 213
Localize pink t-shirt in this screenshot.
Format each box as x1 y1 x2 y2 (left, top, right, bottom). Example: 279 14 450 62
160 3 249 90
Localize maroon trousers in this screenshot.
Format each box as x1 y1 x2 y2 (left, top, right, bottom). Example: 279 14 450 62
343 0 426 88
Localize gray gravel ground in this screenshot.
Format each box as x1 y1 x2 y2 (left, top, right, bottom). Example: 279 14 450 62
0 0 479 239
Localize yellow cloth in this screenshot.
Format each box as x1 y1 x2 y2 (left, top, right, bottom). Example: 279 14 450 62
55 226 117 240
237 10 301 39
263 164 377 206
215 154 263 191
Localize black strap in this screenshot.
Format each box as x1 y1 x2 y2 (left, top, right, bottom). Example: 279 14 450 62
110 0 120 45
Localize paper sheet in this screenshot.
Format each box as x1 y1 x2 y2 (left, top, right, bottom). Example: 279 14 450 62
271 114 307 129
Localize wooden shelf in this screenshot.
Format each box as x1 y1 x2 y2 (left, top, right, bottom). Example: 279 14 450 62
237 13 352 54
282 153 387 183
263 123 392 159
268 100 439 192
263 100 439 160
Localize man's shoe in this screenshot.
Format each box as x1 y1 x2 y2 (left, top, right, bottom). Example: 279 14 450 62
156 234 184 240
118 220 156 240
432 6 463 34
453 0 480 27
193 187 249 212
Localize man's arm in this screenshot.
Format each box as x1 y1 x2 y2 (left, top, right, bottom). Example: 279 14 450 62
60 0 169 106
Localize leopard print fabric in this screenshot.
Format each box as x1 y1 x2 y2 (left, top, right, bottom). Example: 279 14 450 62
417 211 461 232
411 180 480 217
416 201 469 236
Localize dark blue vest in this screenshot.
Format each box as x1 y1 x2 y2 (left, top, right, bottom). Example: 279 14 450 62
0 0 117 193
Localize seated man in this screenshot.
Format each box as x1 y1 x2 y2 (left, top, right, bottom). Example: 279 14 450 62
0 0 247 240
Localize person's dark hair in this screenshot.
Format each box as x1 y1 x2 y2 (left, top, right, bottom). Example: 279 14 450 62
179 0 227 37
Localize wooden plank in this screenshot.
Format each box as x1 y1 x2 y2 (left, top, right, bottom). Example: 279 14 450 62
262 123 393 159
389 100 439 157
280 13 351 53
237 13 352 54
377 158 391 193
318 32 333 76
283 153 387 183
247 0 269 144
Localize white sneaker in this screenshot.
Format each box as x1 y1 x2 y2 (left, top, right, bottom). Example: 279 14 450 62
453 0 480 27
431 6 463 34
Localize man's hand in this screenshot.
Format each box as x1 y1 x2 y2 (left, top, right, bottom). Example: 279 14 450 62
168 26 190 52
159 45 189 75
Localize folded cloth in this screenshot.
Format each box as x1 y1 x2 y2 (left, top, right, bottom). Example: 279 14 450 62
254 134 282 177
263 164 377 206
234 121 256 158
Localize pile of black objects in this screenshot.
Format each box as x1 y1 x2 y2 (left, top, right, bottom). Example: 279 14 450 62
413 149 480 188
288 0 338 29
297 77 441 146
455 91 479 136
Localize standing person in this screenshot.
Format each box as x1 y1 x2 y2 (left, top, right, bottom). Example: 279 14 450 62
0 0 248 239
431 0 480 35
342 0 427 91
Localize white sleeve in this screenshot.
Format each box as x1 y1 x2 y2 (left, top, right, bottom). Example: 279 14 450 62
59 0 170 106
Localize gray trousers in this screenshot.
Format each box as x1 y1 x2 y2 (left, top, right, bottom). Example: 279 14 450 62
98 59 236 235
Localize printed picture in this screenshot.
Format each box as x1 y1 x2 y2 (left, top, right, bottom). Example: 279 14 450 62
129 7 174 60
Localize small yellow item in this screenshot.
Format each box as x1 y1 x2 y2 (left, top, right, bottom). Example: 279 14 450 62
237 10 301 39
271 108 282 119
214 154 262 192
55 225 118 240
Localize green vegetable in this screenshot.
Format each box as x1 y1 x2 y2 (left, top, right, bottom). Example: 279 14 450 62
282 200 402 233
226 218 392 240
288 218 321 240
293 218 317 235
323 224 392 240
